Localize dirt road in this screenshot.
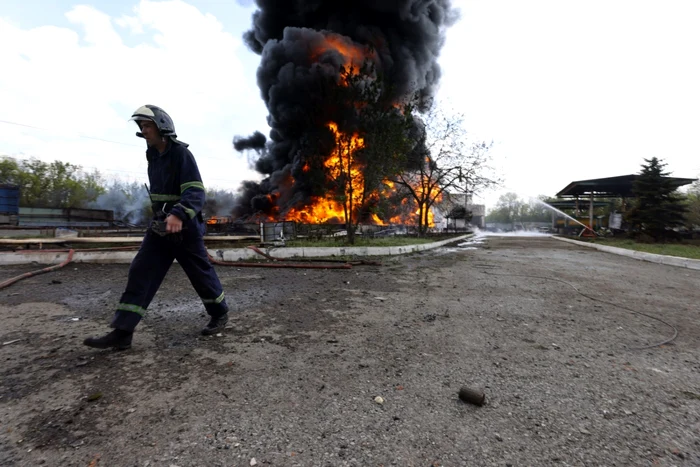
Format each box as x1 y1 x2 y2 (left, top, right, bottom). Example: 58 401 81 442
1 235 699 466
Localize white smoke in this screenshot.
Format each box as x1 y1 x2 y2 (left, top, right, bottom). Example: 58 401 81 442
89 180 151 225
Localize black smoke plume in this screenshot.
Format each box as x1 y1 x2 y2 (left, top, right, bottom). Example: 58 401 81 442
233 0 459 220
233 131 267 152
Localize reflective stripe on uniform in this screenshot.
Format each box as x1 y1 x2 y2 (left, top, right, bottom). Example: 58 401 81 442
201 291 225 304
174 203 196 219
181 181 205 193
117 303 146 316
150 194 180 202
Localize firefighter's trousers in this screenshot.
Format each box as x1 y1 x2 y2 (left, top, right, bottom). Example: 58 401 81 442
110 219 228 332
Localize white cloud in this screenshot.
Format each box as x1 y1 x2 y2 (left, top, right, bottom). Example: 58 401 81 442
438 0 700 208
0 0 268 190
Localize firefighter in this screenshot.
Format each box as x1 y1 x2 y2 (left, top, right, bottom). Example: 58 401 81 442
83 105 229 350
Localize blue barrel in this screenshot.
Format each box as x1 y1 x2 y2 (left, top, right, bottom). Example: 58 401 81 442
0 184 20 214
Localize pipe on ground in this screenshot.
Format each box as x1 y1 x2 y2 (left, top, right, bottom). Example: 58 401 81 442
246 245 381 266
208 254 352 270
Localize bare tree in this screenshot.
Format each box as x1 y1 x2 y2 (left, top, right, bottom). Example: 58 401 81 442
391 108 498 235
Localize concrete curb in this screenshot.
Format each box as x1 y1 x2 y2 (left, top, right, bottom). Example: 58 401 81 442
553 236 700 271
0 234 473 266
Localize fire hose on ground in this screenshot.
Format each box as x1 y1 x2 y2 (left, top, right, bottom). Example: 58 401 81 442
246 245 382 266
16 246 140 253
478 269 678 350
0 247 140 290
0 242 378 290
0 249 75 290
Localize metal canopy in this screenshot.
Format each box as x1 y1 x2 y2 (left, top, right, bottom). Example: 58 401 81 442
556 174 696 198
547 200 610 209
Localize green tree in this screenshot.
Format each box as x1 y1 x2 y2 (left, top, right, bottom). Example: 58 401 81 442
521 195 555 222
486 192 524 225
0 156 22 183
626 157 687 241
0 156 105 208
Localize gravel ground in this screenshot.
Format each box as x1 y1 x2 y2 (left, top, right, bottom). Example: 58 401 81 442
0 234 699 467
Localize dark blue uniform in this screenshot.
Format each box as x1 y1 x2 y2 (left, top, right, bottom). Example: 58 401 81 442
111 140 228 332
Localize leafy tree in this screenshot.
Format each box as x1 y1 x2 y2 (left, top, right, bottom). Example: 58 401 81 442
521 195 555 222
0 156 105 208
486 193 553 225
486 193 523 225
625 157 687 240
0 157 22 183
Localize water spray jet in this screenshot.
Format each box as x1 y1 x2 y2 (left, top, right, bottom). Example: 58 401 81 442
530 197 599 237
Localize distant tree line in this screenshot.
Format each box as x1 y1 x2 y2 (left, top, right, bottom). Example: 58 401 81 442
485 193 554 225
3 155 698 237
0 156 239 225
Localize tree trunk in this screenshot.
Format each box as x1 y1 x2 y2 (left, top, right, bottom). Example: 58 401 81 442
417 203 425 236
342 195 353 245
346 185 355 245
347 208 355 244
422 208 430 235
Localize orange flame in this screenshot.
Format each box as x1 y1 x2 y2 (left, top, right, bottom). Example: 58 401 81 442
206 216 230 225
286 122 365 224
311 35 368 65
381 171 441 228
310 34 375 86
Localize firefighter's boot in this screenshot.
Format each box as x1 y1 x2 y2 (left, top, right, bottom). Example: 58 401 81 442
83 329 133 350
201 313 229 336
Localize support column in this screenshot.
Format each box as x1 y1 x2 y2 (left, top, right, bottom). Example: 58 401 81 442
589 193 594 230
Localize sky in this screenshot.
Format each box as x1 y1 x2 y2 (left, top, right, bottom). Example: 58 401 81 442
1 0 699 212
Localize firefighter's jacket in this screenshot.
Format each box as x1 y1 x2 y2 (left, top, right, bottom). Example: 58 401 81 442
146 141 205 223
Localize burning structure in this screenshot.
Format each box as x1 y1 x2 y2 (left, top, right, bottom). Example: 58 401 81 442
233 0 459 230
